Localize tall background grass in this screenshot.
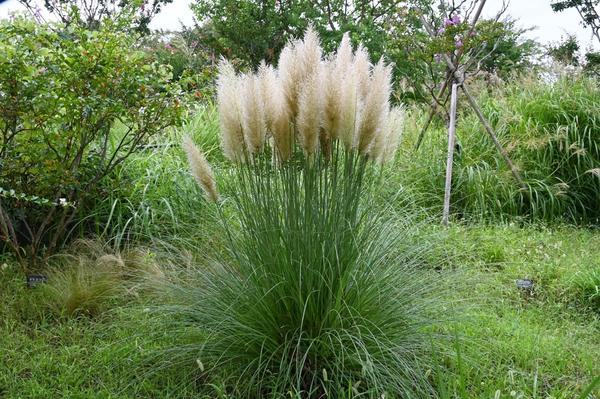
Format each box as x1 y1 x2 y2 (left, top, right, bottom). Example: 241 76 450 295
398 74 600 224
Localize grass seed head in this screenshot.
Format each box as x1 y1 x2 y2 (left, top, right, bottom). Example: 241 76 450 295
182 135 219 203
382 106 405 163
216 27 400 164
240 73 267 155
297 62 324 155
278 40 302 119
357 58 392 154
259 63 293 161
217 60 244 161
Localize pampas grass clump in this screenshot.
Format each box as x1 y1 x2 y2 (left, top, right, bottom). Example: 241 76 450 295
171 28 448 398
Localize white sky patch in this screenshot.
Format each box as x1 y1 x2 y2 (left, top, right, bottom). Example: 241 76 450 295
0 0 598 50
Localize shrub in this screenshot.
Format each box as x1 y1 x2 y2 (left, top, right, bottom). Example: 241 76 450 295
143 30 217 95
159 29 450 398
0 16 184 270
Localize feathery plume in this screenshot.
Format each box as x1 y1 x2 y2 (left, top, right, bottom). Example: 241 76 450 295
357 58 392 154
297 25 323 81
335 33 353 71
240 73 266 155
337 66 359 149
217 60 244 161
259 64 293 161
182 135 219 202
353 45 371 103
296 63 323 155
217 28 401 164
258 62 277 130
278 40 301 119
351 46 373 148
368 107 389 161
320 60 337 154
380 107 405 163
278 27 323 121
323 33 352 142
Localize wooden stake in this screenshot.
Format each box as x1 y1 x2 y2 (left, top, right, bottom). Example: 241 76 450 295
442 82 459 226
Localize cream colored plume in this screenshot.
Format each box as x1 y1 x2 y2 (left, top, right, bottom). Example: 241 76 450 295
337 64 359 149
214 27 402 165
259 64 292 161
370 106 404 163
296 62 323 155
353 45 371 103
323 33 352 142
182 135 219 203
357 58 392 153
240 73 266 155
278 26 323 120
296 26 322 82
321 60 337 152
335 33 353 70
217 60 244 161
278 40 302 119
383 107 404 162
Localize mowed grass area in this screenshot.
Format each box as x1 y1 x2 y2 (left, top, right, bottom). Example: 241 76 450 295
1 224 598 398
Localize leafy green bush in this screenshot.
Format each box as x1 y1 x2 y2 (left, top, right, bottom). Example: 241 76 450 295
0 16 184 269
143 30 217 95
401 74 600 224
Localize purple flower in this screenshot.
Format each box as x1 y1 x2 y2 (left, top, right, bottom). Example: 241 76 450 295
455 40 463 48
33 5 43 19
443 18 453 27
434 54 442 63
437 26 446 35
451 14 461 25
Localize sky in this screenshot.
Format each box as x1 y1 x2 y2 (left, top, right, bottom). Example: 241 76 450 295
0 0 598 50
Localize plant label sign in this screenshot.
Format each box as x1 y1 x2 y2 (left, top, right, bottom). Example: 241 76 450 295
27 274 48 288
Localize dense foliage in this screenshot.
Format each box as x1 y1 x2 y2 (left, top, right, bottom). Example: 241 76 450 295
401 74 600 223
0 16 184 269
143 29 218 98
19 0 172 33
190 0 539 102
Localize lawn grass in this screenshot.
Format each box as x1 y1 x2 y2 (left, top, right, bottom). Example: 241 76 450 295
1 224 598 398
434 224 600 398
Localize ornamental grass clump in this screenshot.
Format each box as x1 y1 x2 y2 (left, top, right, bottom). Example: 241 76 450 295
173 28 447 397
